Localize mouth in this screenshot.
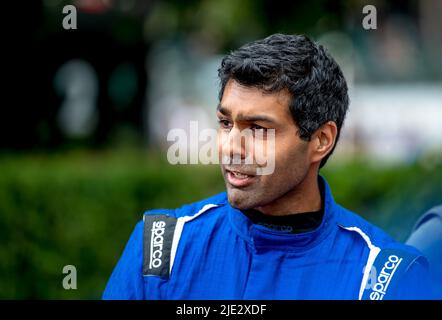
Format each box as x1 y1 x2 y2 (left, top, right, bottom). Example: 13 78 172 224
225 168 257 188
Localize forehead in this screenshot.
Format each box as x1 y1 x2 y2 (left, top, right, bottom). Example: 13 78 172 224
219 80 292 120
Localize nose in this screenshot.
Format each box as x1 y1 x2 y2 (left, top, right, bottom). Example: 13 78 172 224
221 127 250 164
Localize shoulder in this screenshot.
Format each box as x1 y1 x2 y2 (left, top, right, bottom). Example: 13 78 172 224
334 204 423 256
142 192 229 219
334 205 431 299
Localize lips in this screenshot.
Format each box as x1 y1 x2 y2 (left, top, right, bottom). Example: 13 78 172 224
225 168 256 188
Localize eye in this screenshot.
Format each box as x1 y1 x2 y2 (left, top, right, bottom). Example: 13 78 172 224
251 124 270 139
218 119 232 130
251 124 267 131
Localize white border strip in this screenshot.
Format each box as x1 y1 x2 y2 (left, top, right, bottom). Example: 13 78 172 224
169 204 219 274
341 226 381 300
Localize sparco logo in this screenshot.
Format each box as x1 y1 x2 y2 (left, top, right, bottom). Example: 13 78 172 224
149 220 166 269
369 255 403 300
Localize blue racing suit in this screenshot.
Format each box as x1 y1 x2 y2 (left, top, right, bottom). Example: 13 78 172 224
103 177 432 299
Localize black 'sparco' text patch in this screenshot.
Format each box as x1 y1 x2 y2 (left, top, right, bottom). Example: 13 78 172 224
143 214 177 278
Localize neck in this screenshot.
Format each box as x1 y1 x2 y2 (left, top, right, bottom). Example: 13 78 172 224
255 166 321 216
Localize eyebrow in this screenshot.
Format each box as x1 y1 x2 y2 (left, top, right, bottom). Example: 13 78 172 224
217 104 277 124
217 104 231 116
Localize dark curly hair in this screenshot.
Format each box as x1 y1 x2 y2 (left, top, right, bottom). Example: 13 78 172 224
218 34 349 168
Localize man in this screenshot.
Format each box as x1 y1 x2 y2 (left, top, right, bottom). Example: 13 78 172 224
103 34 431 299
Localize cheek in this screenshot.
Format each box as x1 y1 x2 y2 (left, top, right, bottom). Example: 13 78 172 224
251 131 276 167
217 130 228 158
274 137 309 172
251 138 268 166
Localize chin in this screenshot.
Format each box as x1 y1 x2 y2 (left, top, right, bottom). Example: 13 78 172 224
226 188 256 210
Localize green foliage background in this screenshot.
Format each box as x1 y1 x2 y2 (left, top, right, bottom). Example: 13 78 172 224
0 149 441 299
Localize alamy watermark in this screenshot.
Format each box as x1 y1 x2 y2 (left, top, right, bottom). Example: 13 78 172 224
62 5 77 30
62 265 77 290
166 121 276 175
362 5 377 30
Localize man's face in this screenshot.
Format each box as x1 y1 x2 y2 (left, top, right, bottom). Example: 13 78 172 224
217 79 312 210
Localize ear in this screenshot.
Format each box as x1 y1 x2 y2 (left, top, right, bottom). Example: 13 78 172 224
310 121 338 164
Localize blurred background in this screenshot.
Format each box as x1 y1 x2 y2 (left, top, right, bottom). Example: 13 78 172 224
1 0 441 299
